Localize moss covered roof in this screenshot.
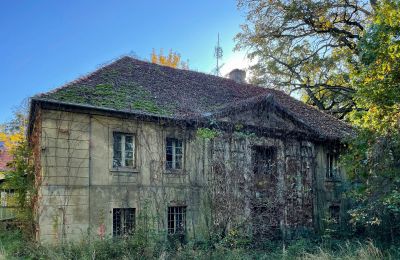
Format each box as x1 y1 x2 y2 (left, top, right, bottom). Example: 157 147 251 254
35 56 353 140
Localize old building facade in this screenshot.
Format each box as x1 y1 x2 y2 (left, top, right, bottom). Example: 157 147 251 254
28 57 352 243
0 141 16 221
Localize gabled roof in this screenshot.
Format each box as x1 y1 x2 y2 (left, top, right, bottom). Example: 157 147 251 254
32 56 353 140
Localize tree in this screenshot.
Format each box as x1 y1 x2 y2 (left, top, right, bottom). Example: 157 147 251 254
0 112 26 151
342 0 400 241
236 0 375 118
0 112 35 236
151 49 189 69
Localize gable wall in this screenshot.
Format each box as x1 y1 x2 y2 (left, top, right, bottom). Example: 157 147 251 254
218 104 306 133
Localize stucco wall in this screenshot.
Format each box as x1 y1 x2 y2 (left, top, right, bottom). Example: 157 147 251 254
37 108 344 243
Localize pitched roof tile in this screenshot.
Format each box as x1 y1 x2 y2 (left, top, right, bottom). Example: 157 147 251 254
35 56 353 140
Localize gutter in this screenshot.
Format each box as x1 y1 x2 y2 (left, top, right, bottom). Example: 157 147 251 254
27 97 195 140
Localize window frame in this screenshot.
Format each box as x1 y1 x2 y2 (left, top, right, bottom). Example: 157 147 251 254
328 205 340 224
326 153 339 179
167 206 187 236
165 137 183 172
0 189 15 208
112 132 136 170
112 208 136 237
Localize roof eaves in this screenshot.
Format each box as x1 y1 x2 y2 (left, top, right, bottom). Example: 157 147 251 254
29 97 204 129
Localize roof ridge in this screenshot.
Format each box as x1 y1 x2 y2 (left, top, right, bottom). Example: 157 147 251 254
37 56 264 98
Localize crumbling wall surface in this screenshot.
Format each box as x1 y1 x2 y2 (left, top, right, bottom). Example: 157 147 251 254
282 140 314 236
314 144 346 231
208 135 314 239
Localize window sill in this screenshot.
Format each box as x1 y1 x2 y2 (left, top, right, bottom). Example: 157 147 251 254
110 167 139 174
164 169 186 176
325 178 342 183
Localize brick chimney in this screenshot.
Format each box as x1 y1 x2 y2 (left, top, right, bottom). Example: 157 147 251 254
227 69 246 83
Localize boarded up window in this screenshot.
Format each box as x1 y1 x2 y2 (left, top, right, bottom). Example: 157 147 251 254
113 132 135 168
113 208 135 236
166 138 183 170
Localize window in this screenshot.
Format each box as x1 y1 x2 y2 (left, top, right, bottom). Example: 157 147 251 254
113 208 135 236
113 132 135 168
166 138 183 170
253 146 276 175
329 205 340 223
326 153 339 178
0 191 7 207
0 189 15 207
168 206 186 236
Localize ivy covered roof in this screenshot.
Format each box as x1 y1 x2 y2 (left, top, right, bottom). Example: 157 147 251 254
34 56 353 140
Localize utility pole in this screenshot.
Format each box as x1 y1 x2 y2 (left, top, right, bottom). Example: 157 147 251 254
214 33 224 76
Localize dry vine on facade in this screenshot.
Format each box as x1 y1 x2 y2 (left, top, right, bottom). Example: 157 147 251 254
27 57 353 243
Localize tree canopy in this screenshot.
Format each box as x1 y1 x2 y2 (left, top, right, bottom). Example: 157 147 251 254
341 0 400 240
237 0 400 239
236 0 375 118
0 112 26 151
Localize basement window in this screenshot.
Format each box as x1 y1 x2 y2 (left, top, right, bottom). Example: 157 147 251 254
113 132 135 168
168 206 186 239
166 138 183 170
326 153 339 179
253 146 276 175
329 205 340 223
113 208 135 236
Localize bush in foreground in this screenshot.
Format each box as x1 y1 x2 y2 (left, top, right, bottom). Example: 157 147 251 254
1 227 400 260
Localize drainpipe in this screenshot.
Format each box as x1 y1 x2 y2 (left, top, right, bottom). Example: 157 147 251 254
88 115 92 239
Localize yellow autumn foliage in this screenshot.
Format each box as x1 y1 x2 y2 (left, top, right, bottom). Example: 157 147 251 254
0 128 25 151
151 49 189 69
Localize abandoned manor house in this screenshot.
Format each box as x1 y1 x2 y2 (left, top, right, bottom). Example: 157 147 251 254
27 56 353 243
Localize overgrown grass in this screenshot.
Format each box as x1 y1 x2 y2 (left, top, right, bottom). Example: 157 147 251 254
1 227 399 260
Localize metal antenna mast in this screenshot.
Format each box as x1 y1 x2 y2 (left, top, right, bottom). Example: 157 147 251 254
214 33 223 76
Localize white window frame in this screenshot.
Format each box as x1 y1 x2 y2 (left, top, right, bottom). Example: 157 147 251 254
166 138 183 171
113 132 135 168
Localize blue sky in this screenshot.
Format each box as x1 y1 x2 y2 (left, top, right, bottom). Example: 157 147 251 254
0 1 248 124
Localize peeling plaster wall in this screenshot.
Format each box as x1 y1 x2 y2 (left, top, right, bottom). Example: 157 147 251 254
36 108 344 243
